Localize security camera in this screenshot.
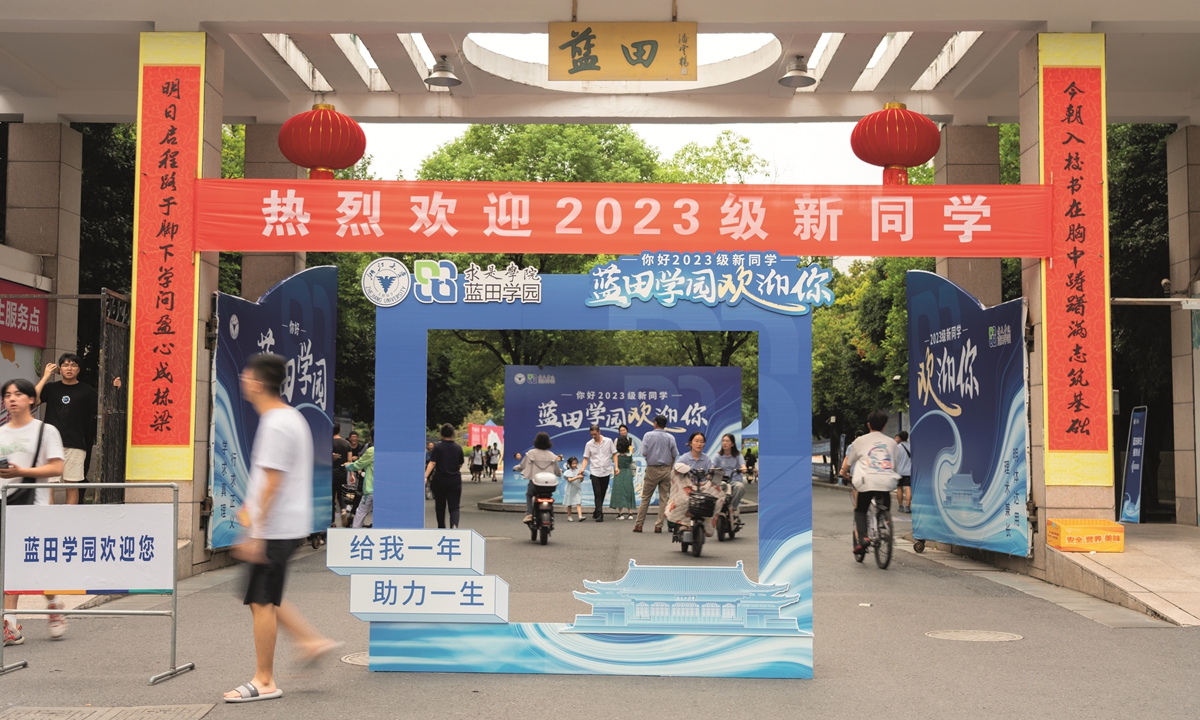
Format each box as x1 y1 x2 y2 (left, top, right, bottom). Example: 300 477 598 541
1162 278 1172 296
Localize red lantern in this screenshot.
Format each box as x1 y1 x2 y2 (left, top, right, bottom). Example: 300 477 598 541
277 103 366 180
850 102 940 185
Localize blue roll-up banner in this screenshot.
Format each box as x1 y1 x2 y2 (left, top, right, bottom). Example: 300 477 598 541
906 270 1031 557
502 365 741 506
1119 406 1148 524
208 266 337 549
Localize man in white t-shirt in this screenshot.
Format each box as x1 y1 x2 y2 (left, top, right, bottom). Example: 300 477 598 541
1 377 66 646
579 424 617 522
224 354 338 703
840 410 901 556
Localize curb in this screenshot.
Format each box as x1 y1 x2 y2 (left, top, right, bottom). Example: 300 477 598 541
813 476 852 492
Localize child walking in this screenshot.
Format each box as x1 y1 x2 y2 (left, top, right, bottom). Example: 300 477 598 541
562 457 585 522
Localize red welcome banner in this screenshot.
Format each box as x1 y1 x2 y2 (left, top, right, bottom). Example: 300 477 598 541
195 179 1052 258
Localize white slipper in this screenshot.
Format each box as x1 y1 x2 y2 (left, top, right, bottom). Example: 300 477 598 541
225 682 283 703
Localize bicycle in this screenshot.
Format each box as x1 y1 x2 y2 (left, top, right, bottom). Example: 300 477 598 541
853 496 894 569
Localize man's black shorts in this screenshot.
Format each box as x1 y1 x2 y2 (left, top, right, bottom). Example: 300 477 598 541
243 539 298 606
898 475 911 488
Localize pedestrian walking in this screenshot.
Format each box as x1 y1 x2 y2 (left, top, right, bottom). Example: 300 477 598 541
1 378 67 645
633 415 678 533
425 424 465 528
224 354 339 703
561 457 584 521
346 444 374 528
894 430 912 513
487 443 500 481
345 431 363 510
331 426 352 527
610 436 636 519
469 444 485 483
424 441 435 500
579 424 617 522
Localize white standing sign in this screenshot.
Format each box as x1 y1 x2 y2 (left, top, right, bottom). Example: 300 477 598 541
327 528 485 575
3 505 174 592
349 573 509 623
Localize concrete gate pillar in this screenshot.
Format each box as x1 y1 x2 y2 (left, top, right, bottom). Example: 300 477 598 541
1167 126 1200 526
124 33 225 577
3 123 82 363
934 125 1003 307
241 124 305 301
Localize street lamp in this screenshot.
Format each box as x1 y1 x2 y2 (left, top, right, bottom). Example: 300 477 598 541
777 56 816 88
425 55 462 87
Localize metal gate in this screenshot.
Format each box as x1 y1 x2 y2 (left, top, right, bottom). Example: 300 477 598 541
94 288 130 501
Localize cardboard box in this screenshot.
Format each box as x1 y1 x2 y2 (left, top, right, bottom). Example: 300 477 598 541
1047 518 1124 553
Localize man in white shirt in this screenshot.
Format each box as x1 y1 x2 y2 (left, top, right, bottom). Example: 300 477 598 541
1 377 66 646
894 430 912 513
579 424 617 522
839 410 901 556
224 354 338 703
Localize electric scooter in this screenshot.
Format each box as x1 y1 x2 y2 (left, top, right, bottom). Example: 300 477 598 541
526 471 558 545
672 468 720 557
715 474 745 542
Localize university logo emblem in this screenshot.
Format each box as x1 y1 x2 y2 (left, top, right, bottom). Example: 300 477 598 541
362 257 411 307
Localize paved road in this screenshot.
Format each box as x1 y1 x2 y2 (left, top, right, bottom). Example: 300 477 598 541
3 481 1196 718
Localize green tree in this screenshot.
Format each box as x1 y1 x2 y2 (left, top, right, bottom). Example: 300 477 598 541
417 126 768 429
74 122 138 385
657 130 768 183
218 124 246 295
416 125 651 429
1106 124 1175 511
810 262 890 443
994 123 1024 301
852 257 936 410
419 124 658 184
221 124 245 179
907 160 933 186
306 251 383 424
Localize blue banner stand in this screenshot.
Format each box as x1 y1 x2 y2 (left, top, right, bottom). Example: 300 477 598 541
366 271 814 678
1119 406 1148 524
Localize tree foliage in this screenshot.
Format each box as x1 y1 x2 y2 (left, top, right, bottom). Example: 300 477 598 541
217 124 245 295
417 125 767 431
74 123 137 386
656 130 768 184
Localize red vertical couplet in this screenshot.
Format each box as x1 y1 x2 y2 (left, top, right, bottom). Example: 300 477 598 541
1042 67 1108 453
130 65 200 446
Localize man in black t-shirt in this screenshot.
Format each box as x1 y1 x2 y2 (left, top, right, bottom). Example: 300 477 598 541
332 426 353 526
424 423 465 529
35 353 98 505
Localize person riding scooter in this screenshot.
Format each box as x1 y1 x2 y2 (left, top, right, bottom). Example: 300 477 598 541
663 432 725 538
514 432 562 523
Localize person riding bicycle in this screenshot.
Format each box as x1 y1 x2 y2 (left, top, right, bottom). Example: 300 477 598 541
839 410 901 556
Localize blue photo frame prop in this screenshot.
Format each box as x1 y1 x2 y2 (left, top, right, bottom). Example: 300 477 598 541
367 271 813 678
